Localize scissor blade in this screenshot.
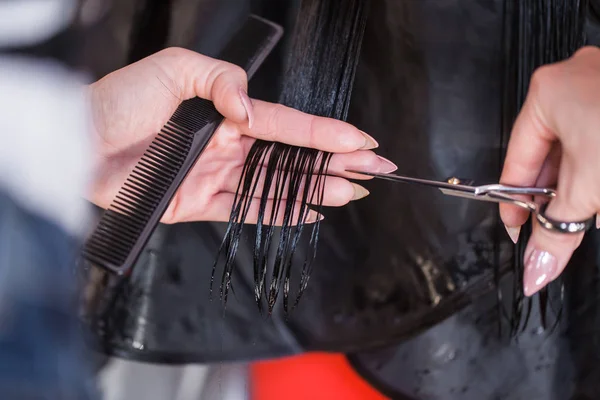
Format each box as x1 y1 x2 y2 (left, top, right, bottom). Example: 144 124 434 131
346 170 557 206
439 188 499 202
345 170 477 194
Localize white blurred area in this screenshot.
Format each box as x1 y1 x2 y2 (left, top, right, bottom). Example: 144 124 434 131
0 0 76 47
0 1 250 399
99 359 250 400
0 0 92 237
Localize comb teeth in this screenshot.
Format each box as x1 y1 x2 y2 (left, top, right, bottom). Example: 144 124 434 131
82 15 283 274
83 99 219 270
84 120 195 269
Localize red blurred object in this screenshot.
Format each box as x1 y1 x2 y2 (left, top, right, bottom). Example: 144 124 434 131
250 352 389 400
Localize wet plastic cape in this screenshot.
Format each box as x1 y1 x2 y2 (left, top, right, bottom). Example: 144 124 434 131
79 1 600 398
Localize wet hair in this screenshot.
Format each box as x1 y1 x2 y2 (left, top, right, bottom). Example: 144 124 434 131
212 0 370 314
501 0 589 335
213 0 590 327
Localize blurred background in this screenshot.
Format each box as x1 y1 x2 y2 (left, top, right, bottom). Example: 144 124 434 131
6 1 600 399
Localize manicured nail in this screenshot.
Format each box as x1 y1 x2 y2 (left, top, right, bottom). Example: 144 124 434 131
504 225 521 244
377 155 398 173
306 210 325 223
523 249 558 297
596 213 600 229
359 130 379 150
239 88 254 129
351 183 370 200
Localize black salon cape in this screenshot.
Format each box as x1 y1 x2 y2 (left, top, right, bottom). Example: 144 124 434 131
80 1 600 399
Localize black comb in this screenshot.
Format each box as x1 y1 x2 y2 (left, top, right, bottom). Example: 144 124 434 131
83 15 283 275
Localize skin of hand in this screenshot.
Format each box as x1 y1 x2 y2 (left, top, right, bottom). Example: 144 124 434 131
500 46 600 296
88 47 397 225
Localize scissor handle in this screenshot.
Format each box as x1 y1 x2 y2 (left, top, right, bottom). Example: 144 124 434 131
488 190 594 234
476 184 556 198
535 202 595 234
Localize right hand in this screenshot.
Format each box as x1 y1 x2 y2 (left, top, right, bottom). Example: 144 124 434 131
499 46 600 296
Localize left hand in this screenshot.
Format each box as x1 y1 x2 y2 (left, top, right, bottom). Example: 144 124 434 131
88 47 397 224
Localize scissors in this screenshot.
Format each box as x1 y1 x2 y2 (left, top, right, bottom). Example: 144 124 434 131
346 170 595 234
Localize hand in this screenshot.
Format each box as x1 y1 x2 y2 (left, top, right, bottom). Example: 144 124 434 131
499 46 600 296
88 47 397 224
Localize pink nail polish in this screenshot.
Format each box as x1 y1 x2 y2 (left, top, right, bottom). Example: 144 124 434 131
504 225 521 244
306 210 325 223
239 88 254 129
523 249 557 296
377 156 398 173
359 130 379 150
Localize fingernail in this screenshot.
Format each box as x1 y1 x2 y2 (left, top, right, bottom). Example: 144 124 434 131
523 249 558 297
377 155 398 173
239 88 254 129
504 225 521 244
359 130 379 150
596 214 600 229
351 183 370 200
306 210 325 223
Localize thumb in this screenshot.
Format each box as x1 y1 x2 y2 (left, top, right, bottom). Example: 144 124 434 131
153 47 252 126
522 162 593 296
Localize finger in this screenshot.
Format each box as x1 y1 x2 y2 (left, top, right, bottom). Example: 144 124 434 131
191 192 325 226
513 145 561 244
224 166 370 206
239 137 398 178
237 99 379 152
502 144 562 243
328 150 398 178
522 159 594 297
151 47 251 125
534 143 561 188
499 69 557 231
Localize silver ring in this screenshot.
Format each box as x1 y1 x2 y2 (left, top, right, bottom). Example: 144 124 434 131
535 203 595 234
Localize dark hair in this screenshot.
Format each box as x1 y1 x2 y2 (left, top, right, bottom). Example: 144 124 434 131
214 0 590 328
212 0 370 314
502 0 589 335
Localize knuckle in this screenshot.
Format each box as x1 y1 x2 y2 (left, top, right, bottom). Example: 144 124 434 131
211 62 247 86
573 45 600 59
163 46 184 55
228 64 248 82
156 46 188 60
263 104 283 140
530 64 556 92
306 115 319 149
361 150 381 169
208 67 229 101
207 61 247 95
528 65 563 122
339 150 379 171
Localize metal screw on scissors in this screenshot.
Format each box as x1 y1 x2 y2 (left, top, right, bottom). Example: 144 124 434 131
346 170 595 234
